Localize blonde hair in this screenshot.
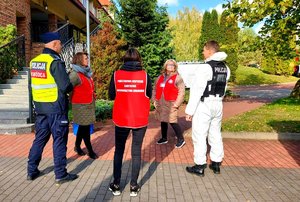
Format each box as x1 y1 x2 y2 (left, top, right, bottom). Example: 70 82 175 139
162 59 178 74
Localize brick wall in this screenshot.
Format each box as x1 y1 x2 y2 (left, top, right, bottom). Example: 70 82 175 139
0 0 16 26
31 43 44 59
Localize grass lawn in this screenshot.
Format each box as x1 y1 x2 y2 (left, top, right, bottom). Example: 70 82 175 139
222 97 300 133
234 66 299 85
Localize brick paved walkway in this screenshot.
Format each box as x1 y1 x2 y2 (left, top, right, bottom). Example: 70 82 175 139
0 82 299 201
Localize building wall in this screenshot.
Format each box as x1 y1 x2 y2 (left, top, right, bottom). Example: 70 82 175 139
0 0 31 65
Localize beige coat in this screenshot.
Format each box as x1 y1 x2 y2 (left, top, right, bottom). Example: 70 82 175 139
69 71 96 126
152 72 185 123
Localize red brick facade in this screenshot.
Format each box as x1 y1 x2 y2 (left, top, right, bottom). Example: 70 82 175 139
0 0 31 65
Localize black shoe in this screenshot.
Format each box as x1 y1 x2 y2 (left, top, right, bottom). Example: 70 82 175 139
130 184 140 197
55 173 78 185
209 161 221 174
88 152 98 159
186 164 207 176
175 139 186 148
109 183 121 196
27 170 41 181
74 147 86 156
157 138 168 144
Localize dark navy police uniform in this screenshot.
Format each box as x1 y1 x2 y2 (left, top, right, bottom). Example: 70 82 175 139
27 47 73 180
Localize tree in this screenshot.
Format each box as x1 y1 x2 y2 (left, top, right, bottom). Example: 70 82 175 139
226 0 300 95
169 7 202 61
90 22 126 100
199 11 211 60
219 10 239 81
237 28 263 67
115 0 174 79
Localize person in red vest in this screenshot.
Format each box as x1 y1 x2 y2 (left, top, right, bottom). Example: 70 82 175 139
108 48 152 197
69 52 98 159
152 59 186 148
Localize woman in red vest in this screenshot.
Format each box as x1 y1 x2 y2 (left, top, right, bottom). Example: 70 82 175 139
69 52 98 159
152 59 186 148
108 48 152 197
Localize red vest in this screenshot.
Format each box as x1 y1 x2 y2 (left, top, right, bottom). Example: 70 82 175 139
112 70 150 128
155 74 178 101
71 73 94 104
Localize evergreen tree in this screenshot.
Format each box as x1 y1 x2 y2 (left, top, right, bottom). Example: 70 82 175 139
116 0 174 79
209 9 221 42
199 11 211 60
90 22 127 100
219 10 239 81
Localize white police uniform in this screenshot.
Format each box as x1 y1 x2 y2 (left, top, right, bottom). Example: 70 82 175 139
185 52 230 165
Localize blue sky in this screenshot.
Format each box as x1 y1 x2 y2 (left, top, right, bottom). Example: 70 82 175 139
158 0 227 16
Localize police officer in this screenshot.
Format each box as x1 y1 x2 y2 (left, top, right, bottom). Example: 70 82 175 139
27 32 78 184
185 40 231 176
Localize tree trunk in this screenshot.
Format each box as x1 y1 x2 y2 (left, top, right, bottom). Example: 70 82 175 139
290 79 300 98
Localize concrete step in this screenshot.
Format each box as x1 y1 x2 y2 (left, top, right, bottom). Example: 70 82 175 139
0 88 29 95
0 95 29 103
13 75 28 79
0 124 34 135
0 104 29 111
0 118 28 124
0 110 29 117
6 78 28 84
0 83 28 89
17 71 28 75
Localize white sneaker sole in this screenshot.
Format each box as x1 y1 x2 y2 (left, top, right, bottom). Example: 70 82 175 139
156 141 168 145
175 141 186 148
130 189 140 197
109 188 121 196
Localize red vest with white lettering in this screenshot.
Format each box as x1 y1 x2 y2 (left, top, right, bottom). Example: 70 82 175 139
155 74 178 101
71 73 94 104
113 70 150 128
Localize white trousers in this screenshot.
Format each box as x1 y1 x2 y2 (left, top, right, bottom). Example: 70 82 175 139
192 100 224 165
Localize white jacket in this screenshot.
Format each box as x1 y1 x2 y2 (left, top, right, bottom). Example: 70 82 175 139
185 52 231 116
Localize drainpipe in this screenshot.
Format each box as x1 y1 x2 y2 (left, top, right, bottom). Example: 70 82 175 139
86 0 91 67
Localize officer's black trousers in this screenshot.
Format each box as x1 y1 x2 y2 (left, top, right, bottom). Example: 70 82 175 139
75 125 94 153
113 126 147 186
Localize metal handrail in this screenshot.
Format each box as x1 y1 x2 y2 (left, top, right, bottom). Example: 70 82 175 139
0 35 25 49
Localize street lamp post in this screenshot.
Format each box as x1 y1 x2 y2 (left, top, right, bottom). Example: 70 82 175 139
86 0 91 67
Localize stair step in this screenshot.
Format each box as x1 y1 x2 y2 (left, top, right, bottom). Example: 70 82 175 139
13 75 28 79
17 71 28 75
0 111 29 117
6 78 28 84
0 83 28 89
0 95 29 103
0 118 28 124
0 89 29 95
0 124 34 135
0 104 29 111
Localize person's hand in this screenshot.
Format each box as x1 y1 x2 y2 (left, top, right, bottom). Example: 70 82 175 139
153 101 158 109
185 114 192 121
173 104 179 108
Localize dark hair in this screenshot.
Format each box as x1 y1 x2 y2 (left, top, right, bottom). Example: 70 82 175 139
204 40 220 52
72 52 88 66
123 48 142 64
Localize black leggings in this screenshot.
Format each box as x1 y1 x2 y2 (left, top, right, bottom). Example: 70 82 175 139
161 122 183 140
75 125 94 153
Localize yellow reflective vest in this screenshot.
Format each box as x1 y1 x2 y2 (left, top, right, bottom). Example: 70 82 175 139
30 54 58 102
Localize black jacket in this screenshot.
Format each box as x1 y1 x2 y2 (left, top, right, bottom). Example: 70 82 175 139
33 48 73 114
109 61 152 100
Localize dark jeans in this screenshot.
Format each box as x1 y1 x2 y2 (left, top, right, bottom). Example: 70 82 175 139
113 126 147 186
28 114 69 179
75 125 94 153
161 122 183 140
